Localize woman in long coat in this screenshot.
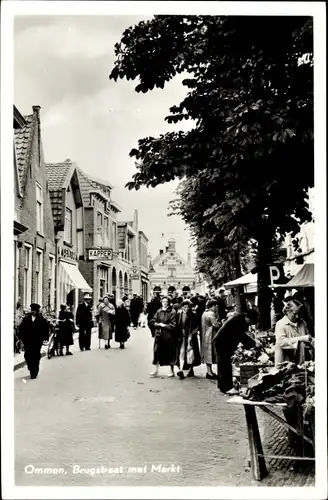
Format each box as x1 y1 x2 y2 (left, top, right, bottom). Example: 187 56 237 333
115 299 131 349
176 300 201 379
97 296 115 349
149 297 178 378
201 299 221 379
58 304 74 355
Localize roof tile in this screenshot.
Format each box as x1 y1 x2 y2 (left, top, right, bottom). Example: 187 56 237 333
14 114 34 186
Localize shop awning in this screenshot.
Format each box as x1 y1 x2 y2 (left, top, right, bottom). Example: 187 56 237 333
285 263 314 288
60 262 92 292
224 272 257 290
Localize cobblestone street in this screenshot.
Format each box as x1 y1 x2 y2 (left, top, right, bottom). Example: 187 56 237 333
15 327 314 487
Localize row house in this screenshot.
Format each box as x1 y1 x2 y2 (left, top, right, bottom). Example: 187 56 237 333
45 160 91 313
76 167 127 303
117 210 150 302
13 105 56 312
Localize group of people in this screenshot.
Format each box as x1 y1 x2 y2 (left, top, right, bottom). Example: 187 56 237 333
145 289 259 395
16 284 314 389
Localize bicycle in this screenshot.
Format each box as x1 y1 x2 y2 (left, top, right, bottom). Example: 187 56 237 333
47 321 60 359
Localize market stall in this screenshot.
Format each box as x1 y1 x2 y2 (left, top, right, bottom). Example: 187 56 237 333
228 357 315 481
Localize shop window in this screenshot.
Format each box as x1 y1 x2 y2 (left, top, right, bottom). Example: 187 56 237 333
23 244 32 308
64 208 72 244
35 249 43 305
36 183 43 234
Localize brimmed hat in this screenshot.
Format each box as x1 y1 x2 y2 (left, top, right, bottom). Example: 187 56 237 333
30 303 41 312
83 293 92 300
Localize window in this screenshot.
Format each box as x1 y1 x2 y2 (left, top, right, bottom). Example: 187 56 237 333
23 244 32 308
104 216 109 246
96 212 103 246
35 249 43 305
36 183 43 233
98 266 108 299
48 255 55 310
64 208 72 244
111 222 117 252
14 241 20 307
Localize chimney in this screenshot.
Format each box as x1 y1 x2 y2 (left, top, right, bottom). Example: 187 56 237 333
159 249 164 255
32 105 41 117
165 246 168 252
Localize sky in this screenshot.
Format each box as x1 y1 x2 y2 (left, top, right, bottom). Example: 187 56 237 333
14 15 195 263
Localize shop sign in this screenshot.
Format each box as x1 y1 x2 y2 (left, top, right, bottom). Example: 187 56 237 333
88 248 113 261
58 246 77 262
131 266 140 280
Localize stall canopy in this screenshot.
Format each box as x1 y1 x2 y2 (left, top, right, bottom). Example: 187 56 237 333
60 261 92 292
285 263 314 288
224 272 257 290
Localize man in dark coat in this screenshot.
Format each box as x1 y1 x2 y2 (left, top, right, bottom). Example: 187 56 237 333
212 311 258 394
216 288 228 321
146 292 162 337
76 293 93 351
130 293 141 329
19 303 49 379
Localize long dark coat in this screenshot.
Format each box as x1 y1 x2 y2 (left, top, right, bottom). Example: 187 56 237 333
19 313 49 374
213 313 256 393
115 306 131 343
58 310 74 346
76 302 93 328
176 310 201 369
149 307 178 366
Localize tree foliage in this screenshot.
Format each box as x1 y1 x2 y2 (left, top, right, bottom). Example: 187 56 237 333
110 15 314 325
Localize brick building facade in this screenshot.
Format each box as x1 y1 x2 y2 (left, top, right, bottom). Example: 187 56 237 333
14 105 56 312
45 160 91 314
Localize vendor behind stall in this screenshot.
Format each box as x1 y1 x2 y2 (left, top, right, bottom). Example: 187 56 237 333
212 310 259 395
274 298 313 367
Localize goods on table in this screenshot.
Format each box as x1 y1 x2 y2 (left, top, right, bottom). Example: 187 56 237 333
242 361 315 407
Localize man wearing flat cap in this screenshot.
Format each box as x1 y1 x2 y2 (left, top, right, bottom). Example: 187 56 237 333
76 293 93 351
19 303 49 379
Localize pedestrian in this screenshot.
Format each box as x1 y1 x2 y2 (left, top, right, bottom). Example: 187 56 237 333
201 299 221 379
14 302 25 354
216 288 228 321
176 300 201 379
96 295 115 349
146 292 162 337
148 296 178 378
270 290 284 330
115 299 131 349
19 303 49 379
274 298 313 367
212 310 258 395
58 304 75 356
76 293 93 351
130 293 141 329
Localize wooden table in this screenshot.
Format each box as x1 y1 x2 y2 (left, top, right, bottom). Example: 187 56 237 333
227 396 315 481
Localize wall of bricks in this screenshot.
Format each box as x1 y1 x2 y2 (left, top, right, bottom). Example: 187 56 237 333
16 108 56 311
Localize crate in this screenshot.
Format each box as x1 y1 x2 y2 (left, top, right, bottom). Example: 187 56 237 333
239 364 260 387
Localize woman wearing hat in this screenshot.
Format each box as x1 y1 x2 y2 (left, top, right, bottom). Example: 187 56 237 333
19 303 49 379
115 299 131 349
176 300 201 379
96 295 115 349
58 304 75 356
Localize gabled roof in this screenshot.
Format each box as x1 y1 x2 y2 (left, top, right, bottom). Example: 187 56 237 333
45 159 82 230
14 113 34 188
77 167 111 206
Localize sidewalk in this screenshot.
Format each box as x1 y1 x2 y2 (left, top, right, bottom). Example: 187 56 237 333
14 328 98 371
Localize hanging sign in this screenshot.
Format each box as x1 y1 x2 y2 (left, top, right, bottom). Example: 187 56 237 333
88 248 113 260
131 266 140 280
